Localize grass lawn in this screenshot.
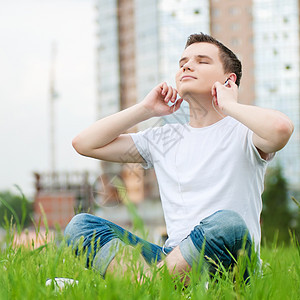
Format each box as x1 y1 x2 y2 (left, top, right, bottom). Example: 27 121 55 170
0 225 299 300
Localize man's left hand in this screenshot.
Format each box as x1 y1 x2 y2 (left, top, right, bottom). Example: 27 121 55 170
211 79 238 114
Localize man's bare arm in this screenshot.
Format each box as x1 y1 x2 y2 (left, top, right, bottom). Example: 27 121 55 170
72 82 183 162
212 80 294 156
72 104 151 163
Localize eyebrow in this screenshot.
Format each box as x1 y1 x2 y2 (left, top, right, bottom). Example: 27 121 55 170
179 55 213 65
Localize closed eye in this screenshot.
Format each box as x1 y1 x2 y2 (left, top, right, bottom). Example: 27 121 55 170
179 62 208 68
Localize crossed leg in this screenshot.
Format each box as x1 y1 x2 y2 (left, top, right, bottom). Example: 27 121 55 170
64 210 252 283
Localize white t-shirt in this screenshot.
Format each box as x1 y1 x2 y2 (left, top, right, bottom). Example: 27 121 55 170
129 117 269 250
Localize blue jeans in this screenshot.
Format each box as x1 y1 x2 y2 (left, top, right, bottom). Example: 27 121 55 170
64 210 252 277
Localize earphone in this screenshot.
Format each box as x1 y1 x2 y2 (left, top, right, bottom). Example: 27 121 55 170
224 78 230 87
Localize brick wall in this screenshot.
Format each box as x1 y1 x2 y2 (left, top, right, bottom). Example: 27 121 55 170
34 192 76 229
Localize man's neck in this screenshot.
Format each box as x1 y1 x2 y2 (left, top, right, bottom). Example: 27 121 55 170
187 96 224 128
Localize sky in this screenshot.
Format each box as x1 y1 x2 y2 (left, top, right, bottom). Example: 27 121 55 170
0 0 98 198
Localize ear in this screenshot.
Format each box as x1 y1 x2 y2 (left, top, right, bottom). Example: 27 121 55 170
227 73 237 84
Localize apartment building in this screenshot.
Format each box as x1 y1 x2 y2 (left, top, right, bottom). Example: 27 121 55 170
95 0 299 197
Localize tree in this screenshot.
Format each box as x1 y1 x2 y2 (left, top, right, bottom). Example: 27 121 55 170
0 190 33 228
261 164 293 245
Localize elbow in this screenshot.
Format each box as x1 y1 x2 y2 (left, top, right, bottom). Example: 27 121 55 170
274 118 294 150
72 136 86 156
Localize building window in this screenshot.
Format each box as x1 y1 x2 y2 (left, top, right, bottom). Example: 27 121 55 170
283 16 289 23
231 37 241 47
285 64 292 70
212 24 220 33
263 33 268 41
231 23 240 31
212 8 220 17
229 7 240 16
269 86 277 93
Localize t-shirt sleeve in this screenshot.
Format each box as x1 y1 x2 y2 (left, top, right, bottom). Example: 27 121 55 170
130 124 184 169
241 125 275 166
129 128 154 169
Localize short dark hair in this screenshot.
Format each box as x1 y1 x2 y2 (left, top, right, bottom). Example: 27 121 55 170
185 33 242 87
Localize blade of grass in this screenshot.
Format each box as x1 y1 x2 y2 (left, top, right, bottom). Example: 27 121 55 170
0 196 21 233
14 184 28 230
291 196 300 209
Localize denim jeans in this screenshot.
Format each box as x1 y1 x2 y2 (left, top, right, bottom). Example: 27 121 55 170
64 210 252 277
64 213 173 276
179 210 252 274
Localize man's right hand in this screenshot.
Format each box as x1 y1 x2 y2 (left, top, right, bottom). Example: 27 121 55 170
141 82 183 117
72 82 184 164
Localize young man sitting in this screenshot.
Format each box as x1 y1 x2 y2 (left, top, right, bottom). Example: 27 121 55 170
65 33 294 281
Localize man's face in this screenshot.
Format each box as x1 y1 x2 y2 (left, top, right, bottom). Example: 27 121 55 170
175 42 227 98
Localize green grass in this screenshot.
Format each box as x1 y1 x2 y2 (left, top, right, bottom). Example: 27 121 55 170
0 224 299 300
1 184 299 299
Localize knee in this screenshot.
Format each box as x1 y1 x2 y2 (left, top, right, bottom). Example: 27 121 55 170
204 210 248 236
189 210 252 268
219 210 250 240
192 210 251 248
64 213 90 240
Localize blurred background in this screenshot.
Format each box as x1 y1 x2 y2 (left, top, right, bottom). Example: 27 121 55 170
0 0 299 245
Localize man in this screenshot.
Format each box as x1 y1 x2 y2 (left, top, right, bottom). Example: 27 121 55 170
65 33 293 281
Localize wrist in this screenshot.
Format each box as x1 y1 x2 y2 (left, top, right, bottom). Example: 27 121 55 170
136 102 156 120
221 101 240 116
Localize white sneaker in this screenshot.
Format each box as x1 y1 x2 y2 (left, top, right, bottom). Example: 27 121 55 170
46 277 78 291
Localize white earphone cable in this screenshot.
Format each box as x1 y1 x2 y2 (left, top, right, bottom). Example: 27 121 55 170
211 98 226 119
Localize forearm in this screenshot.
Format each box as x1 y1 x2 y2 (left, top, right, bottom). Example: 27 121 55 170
223 102 294 152
72 82 180 156
72 103 152 152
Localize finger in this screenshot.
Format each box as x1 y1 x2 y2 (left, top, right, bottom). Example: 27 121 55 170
212 82 223 95
212 95 218 106
211 88 216 97
211 84 217 97
164 85 174 102
171 88 178 103
161 82 168 96
227 79 237 89
172 98 184 112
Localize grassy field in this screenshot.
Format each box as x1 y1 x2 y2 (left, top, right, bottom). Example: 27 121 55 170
0 223 299 300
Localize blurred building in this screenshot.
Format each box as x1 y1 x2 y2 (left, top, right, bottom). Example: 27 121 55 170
33 171 94 228
210 0 254 105
95 0 300 195
95 0 211 203
253 0 300 190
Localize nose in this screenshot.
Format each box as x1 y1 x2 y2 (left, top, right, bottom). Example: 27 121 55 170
182 61 193 71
